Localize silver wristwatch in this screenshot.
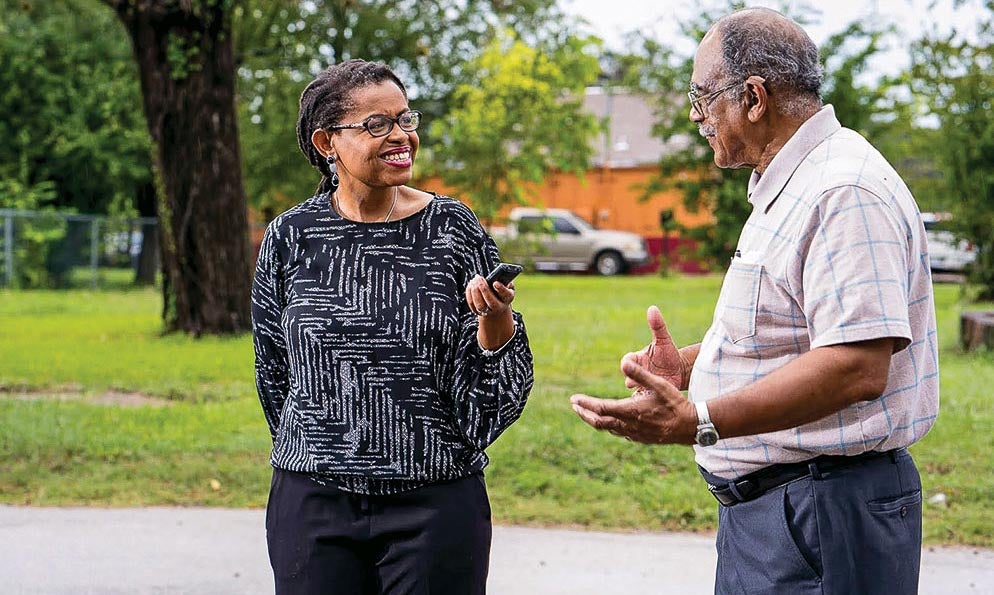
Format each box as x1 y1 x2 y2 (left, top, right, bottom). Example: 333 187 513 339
694 400 719 447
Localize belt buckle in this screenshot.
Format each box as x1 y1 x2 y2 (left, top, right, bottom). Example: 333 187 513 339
707 483 738 507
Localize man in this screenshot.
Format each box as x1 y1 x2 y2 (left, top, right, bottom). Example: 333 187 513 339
571 8 938 594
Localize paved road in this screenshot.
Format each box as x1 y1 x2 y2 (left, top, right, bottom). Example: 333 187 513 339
2 506 992 594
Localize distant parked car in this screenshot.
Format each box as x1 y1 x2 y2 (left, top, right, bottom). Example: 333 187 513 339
489 207 650 275
923 212 976 272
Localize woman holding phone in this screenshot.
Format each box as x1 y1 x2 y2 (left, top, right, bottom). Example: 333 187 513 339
251 59 534 594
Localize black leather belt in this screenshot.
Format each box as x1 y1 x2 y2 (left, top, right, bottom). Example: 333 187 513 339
703 448 905 507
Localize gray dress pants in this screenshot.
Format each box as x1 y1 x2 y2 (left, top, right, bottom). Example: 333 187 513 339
705 449 922 594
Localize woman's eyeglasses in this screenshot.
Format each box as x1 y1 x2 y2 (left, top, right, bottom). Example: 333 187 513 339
327 110 422 138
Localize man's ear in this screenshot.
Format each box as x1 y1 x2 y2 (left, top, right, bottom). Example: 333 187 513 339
745 75 768 123
311 129 334 158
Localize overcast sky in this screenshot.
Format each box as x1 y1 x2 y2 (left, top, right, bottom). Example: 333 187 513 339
563 0 988 78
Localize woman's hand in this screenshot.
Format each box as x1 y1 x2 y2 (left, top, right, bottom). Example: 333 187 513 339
465 275 515 318
466 275 516 351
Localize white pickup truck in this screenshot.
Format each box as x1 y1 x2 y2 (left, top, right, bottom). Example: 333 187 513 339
489 207 650 275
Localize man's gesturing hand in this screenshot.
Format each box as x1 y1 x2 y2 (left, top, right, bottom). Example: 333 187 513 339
622 306 689 392
570 360 698 445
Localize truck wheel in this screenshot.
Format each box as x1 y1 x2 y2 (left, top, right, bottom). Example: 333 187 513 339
594 251 624 276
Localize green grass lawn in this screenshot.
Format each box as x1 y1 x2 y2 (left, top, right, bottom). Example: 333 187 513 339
1 276 992 546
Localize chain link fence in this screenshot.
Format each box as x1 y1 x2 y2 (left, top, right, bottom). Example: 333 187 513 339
0 209 159 289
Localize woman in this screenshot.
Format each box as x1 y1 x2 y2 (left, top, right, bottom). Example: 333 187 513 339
251 59 534 594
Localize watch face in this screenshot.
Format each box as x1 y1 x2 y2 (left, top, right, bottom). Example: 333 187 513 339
696 427 719 447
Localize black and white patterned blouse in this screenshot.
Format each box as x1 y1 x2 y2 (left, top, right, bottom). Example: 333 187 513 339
251 192 534 495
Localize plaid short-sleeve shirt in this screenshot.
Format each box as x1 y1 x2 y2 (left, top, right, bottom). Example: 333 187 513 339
690 106 939 479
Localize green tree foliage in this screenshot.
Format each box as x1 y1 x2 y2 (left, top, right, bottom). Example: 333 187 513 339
232 0 572 217
616 2 902 269
819 22 895 135
0 0 154 288
911 1 994 298
2 0 576 223
822 22 949 214
428 32 603 224
0 0 152 217
611 5 750 269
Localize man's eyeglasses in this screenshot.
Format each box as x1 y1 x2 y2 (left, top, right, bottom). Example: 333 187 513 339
327 110 422 138
688 81 742 118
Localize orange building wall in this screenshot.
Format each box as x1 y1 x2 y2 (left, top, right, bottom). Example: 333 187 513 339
416 166 712 237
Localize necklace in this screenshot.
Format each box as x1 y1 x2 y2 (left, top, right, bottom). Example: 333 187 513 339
382 186 398 222
334 186 399 223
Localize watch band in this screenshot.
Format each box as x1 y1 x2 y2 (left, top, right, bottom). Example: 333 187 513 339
694 400 719 447
695 400 712 426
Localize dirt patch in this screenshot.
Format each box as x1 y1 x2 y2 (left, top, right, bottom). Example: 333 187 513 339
2 389 173 408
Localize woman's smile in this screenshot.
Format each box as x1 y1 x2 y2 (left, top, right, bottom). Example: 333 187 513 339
381 147 413 168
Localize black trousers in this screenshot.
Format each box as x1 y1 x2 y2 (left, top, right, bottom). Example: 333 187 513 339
705 449 923 595
266 469 492 595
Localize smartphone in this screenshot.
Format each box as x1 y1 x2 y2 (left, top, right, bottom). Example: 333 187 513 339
485 262 523 292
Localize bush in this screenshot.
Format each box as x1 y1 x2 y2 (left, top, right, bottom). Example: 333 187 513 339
0 179 69 288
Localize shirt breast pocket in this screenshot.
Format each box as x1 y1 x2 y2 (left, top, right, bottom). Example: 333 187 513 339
720 261 763 344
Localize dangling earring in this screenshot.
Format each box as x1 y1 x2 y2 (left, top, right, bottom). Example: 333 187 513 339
327 155 340 190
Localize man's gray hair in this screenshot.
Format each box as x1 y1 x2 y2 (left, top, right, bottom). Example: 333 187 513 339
714 8 823 117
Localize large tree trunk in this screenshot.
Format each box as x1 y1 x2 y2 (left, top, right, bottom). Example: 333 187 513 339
134 180 159 286
108 0 251 335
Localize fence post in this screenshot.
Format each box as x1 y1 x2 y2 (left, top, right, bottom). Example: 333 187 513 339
90 217 100 289
3 213 12 288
